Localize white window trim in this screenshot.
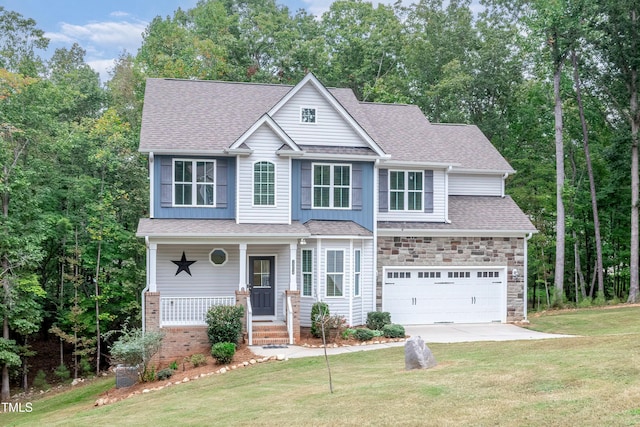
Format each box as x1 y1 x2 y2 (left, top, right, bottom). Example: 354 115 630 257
301 248 314 297
209 248 228 267
300 106 317 124
389 170 423 212
172 158 216 207
252 160 277 207
354 249 361 297
312 163 352 210
325 249 345 298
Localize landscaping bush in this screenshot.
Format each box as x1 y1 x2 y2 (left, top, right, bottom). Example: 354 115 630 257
310 302 330 338
54 364 71 383
382 323 405 338
354 328 375 341
156 368 174 381
109 327 164 382
366 311 391 331
211 342 236 364
206 305 245 345
190 353 207 367
33 369 50 390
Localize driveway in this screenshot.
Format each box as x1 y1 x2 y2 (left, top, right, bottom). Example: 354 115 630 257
253 323 573 359
403 323 574 343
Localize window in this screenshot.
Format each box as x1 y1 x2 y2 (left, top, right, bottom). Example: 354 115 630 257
253 161 275 206
301 107 316 123
313 164 350 208
326 250 344 297
209 249 227 266
389 171 422 211
354 249 361 297
174 159 215 206
302 249 313 297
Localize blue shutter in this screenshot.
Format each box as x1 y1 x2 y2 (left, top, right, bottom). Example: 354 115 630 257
352 163 362 211
216 158 228 208
160 156 172 207
378 169 388 212
301 160 312 210
424 170 433 213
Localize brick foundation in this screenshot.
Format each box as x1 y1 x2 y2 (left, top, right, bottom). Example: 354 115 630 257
377 236 526 322
156 326 210 367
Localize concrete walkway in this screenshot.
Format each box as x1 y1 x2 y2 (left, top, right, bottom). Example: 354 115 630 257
251 323 574 359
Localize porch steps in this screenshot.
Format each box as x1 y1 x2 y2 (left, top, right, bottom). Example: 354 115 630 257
251 322 289 346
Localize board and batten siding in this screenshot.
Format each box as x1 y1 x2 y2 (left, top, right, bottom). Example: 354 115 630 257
156 245 239 297
377 169 447 222
449 173 503 196
237 125 290 224
272 84 368 147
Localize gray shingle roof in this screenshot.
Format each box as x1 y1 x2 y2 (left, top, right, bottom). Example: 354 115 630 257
137 218 373 238
139 77 513 171
378 196 536 233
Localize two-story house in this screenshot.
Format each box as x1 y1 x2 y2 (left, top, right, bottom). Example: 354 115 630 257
137 73 536 363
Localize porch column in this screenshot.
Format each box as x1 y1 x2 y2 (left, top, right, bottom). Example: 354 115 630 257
238 243 247 290
149 242 157 292
289 242 297 291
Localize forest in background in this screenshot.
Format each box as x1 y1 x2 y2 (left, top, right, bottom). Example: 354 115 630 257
1 0 639 399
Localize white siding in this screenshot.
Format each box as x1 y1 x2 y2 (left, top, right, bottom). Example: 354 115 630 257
378 169 447 222
449 173 503 196
273 84 368 147
237 125 290 224
157 245 239 297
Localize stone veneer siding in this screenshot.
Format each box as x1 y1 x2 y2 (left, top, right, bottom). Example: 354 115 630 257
377 236 526 322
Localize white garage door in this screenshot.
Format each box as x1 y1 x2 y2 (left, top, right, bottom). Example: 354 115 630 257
382 267 506 324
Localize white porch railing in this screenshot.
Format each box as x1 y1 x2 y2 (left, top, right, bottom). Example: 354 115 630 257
247 295 253 346
160 296 235 326
286 295 293 345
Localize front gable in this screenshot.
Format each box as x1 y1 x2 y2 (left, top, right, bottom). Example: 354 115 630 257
269 74 386 155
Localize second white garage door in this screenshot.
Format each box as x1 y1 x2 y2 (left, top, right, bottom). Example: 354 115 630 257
382 267 506 324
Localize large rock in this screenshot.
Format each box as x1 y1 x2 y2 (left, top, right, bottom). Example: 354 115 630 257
404 336 437 370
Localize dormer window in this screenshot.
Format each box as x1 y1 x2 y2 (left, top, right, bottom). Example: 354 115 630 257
301 107 316 123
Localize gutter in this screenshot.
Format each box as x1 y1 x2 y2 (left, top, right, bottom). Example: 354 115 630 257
445 165 452 223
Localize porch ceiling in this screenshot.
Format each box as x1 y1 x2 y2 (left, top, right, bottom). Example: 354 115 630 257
137 218 310 238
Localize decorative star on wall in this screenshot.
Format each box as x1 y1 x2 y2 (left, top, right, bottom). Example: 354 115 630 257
172 252 197 276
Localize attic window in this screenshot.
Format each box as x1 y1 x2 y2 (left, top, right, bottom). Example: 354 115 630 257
301 107 316 123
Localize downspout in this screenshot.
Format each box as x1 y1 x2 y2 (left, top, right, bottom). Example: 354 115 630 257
149 152 154 218
373 159 379 317
445 165 452 223
141 236 151 332
502 172 509 198
524 232 533 321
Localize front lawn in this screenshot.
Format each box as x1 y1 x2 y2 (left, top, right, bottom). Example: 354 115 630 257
5 306 640 426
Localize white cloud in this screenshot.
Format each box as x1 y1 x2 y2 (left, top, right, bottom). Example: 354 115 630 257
57 20 147 53
87 58 117 83
110 11 131 18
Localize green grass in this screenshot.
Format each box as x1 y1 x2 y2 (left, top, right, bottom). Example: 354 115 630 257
5 306 640 426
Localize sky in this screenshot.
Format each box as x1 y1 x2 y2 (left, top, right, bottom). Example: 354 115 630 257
3 0 330 82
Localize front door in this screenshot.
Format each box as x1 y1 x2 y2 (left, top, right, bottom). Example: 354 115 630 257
249 256 275 316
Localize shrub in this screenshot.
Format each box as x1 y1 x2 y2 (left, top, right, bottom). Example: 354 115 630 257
79 357 93 377
366 311 391 331
354 328 375 342
382 323 405 338
211 342 236 364
169 360 178 371
54 364 71 383
190 353 207 367
341 328 356 339
33 369 50 390
310 302 330 338
156 368 174 381
109 327 164 382
206 305 245 345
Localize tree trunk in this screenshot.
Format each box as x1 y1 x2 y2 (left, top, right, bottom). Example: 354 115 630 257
1 165 10 403
629 62 639 303
571 51 605 298
553 65 566 303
